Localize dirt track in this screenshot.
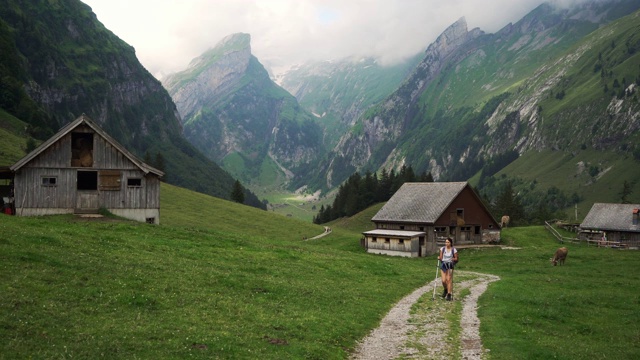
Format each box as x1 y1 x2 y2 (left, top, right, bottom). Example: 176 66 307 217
350 271 500 360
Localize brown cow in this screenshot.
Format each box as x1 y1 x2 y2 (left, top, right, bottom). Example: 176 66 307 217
550 247 568 266
500 215 510 228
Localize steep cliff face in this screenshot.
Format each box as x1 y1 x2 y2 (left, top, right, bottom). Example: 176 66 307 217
0 0 265 207
278 55 421 149
310 0 640 190
164 33 325 189
314 17 484 188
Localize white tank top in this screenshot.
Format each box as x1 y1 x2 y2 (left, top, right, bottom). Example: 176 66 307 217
441 247 457 263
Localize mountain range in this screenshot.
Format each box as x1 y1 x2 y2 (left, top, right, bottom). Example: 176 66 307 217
0 0 264 208
1 0 640 219
160 0 640 218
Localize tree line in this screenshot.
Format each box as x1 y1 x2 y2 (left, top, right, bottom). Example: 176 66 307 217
313 165 433 224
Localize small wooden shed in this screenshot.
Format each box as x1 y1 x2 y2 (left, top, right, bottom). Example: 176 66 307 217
363 182 500 257
579 203 640 249
10 114 164 224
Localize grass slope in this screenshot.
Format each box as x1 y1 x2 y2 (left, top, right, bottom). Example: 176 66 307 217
1 185 639 359
0 184 428 359
468 227 640 359
496 149 640 219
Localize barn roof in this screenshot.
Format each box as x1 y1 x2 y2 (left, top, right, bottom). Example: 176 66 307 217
10 114 164 177
372 182 468 223
580 203 640 233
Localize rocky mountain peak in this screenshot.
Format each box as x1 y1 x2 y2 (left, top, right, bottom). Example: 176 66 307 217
163 33 254 121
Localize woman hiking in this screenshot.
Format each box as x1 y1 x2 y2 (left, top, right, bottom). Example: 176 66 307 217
439 237 458 301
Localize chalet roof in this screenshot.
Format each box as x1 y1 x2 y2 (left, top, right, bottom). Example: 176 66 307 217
372 182 468 223
580 203 640 233
362 229 426 238
10 114 164 177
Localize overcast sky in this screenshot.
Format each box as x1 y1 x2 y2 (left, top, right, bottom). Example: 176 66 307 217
82 0 578 79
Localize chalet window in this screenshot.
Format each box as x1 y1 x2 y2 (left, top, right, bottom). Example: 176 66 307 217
41 176 57 186
400 225 405 230
71 133 94 167
434 226 447 238
371 237 377 243
419 227 424 231
398 239 404 244
99 170 121 191
385 238 390 244
457 208 464 218
127 178 142 187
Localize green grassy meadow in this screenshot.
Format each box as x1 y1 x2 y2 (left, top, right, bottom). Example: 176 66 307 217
1 183 639 359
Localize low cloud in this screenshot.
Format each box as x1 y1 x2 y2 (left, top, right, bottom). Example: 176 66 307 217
83 0 589 79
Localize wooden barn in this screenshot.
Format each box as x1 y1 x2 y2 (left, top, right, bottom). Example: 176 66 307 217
10 114 164 224
579 203 640 249
363 182 500 257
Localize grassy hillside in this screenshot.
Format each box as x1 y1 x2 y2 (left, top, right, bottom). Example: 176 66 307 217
1 185 639 359
0 184 429 359
492 149 640 220
0 110 28 165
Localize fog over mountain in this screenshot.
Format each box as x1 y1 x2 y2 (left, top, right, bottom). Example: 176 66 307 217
81 0 574 79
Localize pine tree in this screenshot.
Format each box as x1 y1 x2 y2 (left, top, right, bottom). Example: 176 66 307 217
620 180 632 204
230 180 245 204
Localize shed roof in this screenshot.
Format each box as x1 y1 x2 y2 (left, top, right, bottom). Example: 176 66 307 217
580 203 640 233
10 114 164 177
362 229 426 238
372 182 468 223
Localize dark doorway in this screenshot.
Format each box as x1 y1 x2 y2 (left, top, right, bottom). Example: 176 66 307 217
77 171 97 190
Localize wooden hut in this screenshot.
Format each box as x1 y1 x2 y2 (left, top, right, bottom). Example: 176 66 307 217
579 203 640 249
10 114 164 224
363 182 500 257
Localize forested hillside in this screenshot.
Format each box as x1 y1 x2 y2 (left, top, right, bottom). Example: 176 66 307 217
0 0 264 208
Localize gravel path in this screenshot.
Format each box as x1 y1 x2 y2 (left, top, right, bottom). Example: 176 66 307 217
350 271 500 360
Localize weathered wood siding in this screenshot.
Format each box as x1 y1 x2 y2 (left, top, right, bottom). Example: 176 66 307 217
365 236 420 257
14 125 161 223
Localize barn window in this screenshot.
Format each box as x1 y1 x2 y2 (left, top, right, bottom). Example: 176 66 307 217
385 238 390 244
127 178 142 187
398 239 404 244
99 170 121 191
457 208 464 219
71 133 94 167
41 176 57 186
371 237 377 243
400 225 405 230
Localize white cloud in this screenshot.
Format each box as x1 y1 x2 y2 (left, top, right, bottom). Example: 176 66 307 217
82 0 559 79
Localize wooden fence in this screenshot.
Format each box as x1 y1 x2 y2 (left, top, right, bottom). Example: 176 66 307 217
544 220 633 249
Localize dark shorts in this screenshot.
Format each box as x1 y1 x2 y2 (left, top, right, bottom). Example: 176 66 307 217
441 262 455 271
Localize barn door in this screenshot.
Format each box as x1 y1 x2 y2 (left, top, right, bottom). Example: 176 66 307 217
76 170 99 213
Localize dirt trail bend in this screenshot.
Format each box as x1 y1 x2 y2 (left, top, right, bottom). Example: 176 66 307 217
350 271 500 360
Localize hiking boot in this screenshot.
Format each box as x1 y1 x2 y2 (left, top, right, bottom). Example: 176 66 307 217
446 293 453 301
442 289 447 298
